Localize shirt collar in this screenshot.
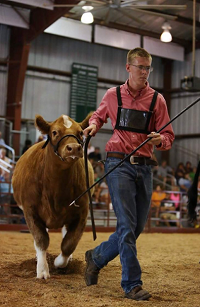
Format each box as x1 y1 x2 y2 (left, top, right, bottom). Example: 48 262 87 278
124 79 149 96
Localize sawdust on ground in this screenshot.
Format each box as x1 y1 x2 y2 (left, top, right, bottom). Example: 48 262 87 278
0 231 200 307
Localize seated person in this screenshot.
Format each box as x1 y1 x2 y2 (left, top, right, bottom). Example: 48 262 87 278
92 172 100 205
151 184 166 226
185 161 193 174
160 193 181 227
0 148 12 181
94 178 111 209
175 162 186 185
88 147 102 162
178 173 192 192
157 160 176 188
170 185 181 210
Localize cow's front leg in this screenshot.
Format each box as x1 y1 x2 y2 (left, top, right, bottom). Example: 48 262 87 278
54 225 72 268
54 253 72 268
34 241 50 279
24 210 50 279
57 212 87 267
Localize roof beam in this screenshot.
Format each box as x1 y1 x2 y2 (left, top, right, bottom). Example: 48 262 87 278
26 0 80 43
146 9 200 29
189 0 200 3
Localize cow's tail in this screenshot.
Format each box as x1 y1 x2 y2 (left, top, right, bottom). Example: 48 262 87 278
187 160 200 221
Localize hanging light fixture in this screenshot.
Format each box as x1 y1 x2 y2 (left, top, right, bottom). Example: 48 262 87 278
81 5 94 24
160 22 172 43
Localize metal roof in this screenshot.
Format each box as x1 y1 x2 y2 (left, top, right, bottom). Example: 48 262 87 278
0 0 199 51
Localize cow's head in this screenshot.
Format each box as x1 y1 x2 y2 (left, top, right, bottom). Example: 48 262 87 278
35 113 93 163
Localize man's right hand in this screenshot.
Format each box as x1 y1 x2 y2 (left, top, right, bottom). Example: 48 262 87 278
83 124 97 137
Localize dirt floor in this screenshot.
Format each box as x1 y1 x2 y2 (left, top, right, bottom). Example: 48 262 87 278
0 231 200 307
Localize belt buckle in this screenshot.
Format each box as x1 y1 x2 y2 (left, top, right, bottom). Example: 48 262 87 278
130 156 139 165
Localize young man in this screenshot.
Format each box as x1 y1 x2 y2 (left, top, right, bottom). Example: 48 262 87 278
83 47 174 301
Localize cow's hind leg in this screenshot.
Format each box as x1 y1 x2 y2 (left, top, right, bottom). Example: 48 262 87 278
24 211 50 279
54 215 86 268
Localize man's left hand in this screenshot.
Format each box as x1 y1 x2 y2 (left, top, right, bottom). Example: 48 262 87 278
147 132 162 146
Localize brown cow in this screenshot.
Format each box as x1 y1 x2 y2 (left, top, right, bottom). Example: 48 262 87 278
12 113 94 279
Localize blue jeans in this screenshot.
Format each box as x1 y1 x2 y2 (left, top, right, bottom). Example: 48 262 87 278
92 157 153 294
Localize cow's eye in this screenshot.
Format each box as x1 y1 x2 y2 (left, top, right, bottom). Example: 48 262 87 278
52 130 57 137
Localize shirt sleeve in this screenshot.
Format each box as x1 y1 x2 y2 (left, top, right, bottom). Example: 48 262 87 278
89 91 109 131
152 93 175 151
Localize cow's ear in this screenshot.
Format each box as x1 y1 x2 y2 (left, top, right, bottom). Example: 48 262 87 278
35 115 50 134
79 111 94 130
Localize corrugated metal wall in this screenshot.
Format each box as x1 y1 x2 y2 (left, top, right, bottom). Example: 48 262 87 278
169 49 200 168
0 25 9 116
24 33 163 121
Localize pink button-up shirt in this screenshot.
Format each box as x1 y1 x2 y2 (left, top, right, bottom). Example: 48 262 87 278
89 80 174 157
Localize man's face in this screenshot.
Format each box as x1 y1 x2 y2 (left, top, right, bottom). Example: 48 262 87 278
126 56 152 88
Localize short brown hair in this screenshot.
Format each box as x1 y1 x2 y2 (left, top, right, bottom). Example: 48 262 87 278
127 47 152 64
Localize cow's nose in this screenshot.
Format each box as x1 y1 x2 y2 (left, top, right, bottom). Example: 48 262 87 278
66 143 82 153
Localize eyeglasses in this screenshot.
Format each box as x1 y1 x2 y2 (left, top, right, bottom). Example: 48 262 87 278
129 64 153 73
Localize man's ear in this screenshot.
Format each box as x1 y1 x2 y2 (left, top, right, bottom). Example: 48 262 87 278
126 63 131 72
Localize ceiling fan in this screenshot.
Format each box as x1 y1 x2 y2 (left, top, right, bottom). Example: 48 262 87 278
43 1 187 25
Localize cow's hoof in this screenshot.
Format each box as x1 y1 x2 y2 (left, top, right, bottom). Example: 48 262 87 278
54 253 72 268
37 270 50 279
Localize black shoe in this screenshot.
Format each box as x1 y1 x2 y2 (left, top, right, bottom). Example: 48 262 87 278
84 250 100 286
125 286 152 301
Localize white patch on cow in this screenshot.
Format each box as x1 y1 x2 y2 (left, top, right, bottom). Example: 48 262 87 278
63 115 72 128
18 204 23 211
34 241 50 279
54 253 72 268
62 225 67 238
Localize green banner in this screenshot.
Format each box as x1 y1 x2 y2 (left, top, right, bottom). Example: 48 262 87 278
70 63 98 122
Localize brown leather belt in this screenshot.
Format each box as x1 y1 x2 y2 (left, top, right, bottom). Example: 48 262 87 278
106 152 158 166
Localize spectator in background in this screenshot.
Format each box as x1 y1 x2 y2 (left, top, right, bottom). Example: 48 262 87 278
151 184 166 226
157 160 176 188
159 193 181 227
0 148 11 180
0 131 6 147
185 161 193 174
95 178 111 209
175 162 186 185
92 172 100 204
189 166 196 181
94 161 105 178
88 146 102 162
22 139 32 155
36 135 45 143
170 185 181 210
88 147 102 169
178 173 192 192
87 142 95 156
